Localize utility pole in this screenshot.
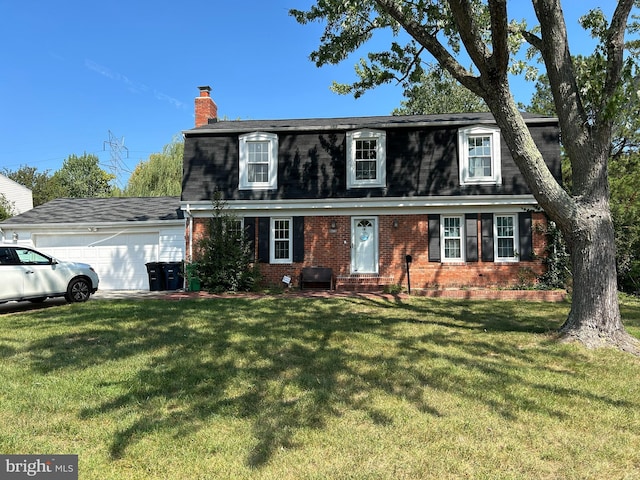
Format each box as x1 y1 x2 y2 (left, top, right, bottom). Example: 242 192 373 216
103 130 130 189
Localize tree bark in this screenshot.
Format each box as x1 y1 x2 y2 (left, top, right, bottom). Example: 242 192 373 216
560 200 638 351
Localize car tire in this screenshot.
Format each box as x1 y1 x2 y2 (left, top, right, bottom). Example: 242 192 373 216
66 278 91 303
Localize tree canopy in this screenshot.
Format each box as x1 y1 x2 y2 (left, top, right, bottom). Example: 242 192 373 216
124 138 183 197
50 153 114 198
393 65 488 115
292 0 640 352
2 165 57 207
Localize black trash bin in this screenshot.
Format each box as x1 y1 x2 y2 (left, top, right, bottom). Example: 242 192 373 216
162 262 183 290
146 262 165 291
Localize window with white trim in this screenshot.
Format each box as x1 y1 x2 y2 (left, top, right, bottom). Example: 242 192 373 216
346 129 386 188
228 218 244 243
458 126 502 186
270 217 292 263
239 132 278 190
441 216 464 261
494 214 518 262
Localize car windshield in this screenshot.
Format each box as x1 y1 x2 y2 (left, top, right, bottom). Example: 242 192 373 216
15 248 51 265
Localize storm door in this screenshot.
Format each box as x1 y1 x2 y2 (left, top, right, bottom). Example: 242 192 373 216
351 217 378 274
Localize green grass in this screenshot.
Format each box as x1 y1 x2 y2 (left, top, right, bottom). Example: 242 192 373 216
1 295 639 479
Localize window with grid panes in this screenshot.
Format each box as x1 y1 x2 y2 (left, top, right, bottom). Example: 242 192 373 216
271 218 291 263
239 132 278 190
346 129 386 188
495 214 518 261
458 126 502 185
442 216 463 261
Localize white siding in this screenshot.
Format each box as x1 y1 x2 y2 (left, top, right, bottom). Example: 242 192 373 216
0 174 33 215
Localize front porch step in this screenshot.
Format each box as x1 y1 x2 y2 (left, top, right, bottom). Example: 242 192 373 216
335 275 395 291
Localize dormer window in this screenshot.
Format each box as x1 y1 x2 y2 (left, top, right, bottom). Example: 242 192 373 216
239 132 278 190
458 126 502 186
346 129 386 188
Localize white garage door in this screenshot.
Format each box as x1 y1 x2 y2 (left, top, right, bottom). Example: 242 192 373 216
35 233 160 290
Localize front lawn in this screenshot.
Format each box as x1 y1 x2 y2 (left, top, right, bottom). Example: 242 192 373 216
1 295 639 479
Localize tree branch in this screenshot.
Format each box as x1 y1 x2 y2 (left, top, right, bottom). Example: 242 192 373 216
374 0 485 95
519 28 544 51
488 0 510 74
531 0 588 146
601 0 635 114
447 0 493 70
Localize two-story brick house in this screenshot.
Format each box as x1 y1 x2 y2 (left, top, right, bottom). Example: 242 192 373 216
181 86 561 291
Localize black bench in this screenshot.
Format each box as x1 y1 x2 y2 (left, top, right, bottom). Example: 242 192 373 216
300 267 334 290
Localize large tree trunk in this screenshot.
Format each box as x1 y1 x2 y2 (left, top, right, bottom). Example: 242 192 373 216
485 87 639 354
560 201 638 352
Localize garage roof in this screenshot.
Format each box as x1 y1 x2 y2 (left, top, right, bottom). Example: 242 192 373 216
0 196 183 225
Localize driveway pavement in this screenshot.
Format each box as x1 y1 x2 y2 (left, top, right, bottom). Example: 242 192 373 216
92 289 176 300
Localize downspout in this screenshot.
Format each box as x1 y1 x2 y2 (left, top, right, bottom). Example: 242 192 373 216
187 203 193 262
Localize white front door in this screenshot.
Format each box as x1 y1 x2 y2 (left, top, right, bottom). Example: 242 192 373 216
351 217 378 274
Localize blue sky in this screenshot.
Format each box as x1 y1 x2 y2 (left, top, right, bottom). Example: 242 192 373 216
0 1 617 188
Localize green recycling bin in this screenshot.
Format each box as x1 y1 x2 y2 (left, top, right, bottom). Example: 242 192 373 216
185 263 201 292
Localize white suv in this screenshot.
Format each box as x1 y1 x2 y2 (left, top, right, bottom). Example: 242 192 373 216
0 246 99 304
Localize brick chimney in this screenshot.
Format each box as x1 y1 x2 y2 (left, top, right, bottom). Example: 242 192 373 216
195 86 218 127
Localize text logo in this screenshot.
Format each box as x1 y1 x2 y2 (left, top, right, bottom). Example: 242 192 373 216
0 455 77 479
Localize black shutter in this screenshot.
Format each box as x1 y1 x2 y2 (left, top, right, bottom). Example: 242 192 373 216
293 217 305 262
481 214 494 262
519 212 533 261
244 217 256 260
428 215 441 262
465 213 478 262
257 217 270 263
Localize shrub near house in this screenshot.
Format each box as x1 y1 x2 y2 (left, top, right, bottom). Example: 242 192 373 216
181 86 561 292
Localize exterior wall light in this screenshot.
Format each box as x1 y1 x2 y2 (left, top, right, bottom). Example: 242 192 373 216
392 219 399 228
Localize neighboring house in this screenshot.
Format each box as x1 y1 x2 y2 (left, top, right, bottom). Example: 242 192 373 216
181 86 562 291
0 173 33 215
0 196 185 290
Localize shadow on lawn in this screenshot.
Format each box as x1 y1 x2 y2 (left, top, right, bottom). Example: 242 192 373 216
18 295 631 468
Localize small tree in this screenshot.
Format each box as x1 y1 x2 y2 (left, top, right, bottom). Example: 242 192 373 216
193 195 260 293
0 193 15 220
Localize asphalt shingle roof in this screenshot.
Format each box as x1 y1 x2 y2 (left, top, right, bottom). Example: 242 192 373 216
184 112 557 135
0 196 183 225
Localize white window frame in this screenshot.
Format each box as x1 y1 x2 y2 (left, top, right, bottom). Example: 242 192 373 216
494 214 519 262
458 125 502 186
346 129 387 188
270 217 292 264
441 215 465 262
228 218 244 243
239 132 278 190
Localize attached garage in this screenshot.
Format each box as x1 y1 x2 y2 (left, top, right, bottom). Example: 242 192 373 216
0 197 185 290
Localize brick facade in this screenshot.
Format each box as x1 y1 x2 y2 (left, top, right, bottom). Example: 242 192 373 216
187 212 548 292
